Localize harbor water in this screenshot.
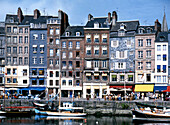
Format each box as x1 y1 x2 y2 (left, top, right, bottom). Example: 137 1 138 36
0 115 169 125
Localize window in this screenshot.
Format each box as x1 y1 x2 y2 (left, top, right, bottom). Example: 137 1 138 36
102 50 107 55
163 76 166 83
62 41 66 48
56 28 60 34
7 27 11 32
62 80 66 86
25 28 28 33
7 36 11 44
25 36 28 43
69 71 72 77
24 47 28 54
56 71 59 77
55 49 59 56
19 47 22 54
19 28 23 33
117 62 123 69
163 65 166 73
39 78 44 85
118 30 125 36
146 62 151 69
50 71 53 77
76 80 80 86
111 40 118 47
139 29 143 34
33 47 37 53
24 57 28 65
40 46 44 53
102 60 107 68
62 52 66 58
7 78 11 83
163 45 166 51
126 40 131 46
56 39 59 44
157 65 161 72
7 68 11 75
163 54 167 61
86 75 92 81
13 68 17 75
32 79 37 85
119 51 125 58
102 76 107 81
33 34 38 40
157 55 161 61
13 36 17 43
138 39 143 47
23 69 27 76
103 38 107 43
146 39 151 46
23 80 27 84
76 41 80 49
138 62 143 69
138 74 143 82
86 48 91 55
69 41 72 48
94 75 99 81
50 80 53 86
40 57 44 64
86 61 91 68
120 75 124 81
94 49 99 55
157 45 161 51
19 57 22 65
32 69 37 75
13 27 17 33
86 38 91 43
76 32 80 36
50 28 53 35
7 57 11 64
94 61 99 68
49 59 53 65
62 71 66 77
13 47 17 54
56 80 59 86
76 61 80 68
40 34 45 40
76 72 80 77
69 61 72 68
50 49 53 56
65 32 70 36
112 75 117 81
55 60 59 66
146 50 151 58
76 51 80 58
146 74 151 82
32 57 37 64
138 51 143 58
62 61 66 68
7 47 11 54
13 78 17 83
94 38 99 43
19 36 23 43
13 57 17 64
128 75 133 81
157 76 161 83
0 49 3 55
49 39 53 44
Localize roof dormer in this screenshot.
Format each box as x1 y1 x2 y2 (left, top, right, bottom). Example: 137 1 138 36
94 22 99 28
65 31 70 36
120 23 126 29
76 31 80 36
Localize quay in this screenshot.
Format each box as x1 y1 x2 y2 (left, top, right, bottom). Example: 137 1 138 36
0 99 170 116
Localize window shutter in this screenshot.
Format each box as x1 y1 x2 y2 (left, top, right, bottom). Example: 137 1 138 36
117 40 119 47
123 62 126 69
124 50 127 58
115 62 118 69
116 51 119 58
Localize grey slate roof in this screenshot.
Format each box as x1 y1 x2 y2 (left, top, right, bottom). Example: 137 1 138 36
61 26 84 37
111 20 139 31
0 27 5 34
137 26 156 34
85 17 109 28
5 14 53 25
155 32 168 42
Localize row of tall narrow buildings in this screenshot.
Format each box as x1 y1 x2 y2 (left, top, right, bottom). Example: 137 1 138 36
0 8 169 98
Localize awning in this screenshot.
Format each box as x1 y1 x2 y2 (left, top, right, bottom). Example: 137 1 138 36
102 73 107 76
94 73 99 76
86 73 91 76
39 78 44 80
20 87 46 91
39 68 44 70
134 85 154 92
110 86 132 89
163 86 170 92
154 86 167 92
32 68 37 70
32 78 37 80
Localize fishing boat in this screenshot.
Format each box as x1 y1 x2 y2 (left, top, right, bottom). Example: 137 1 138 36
132 102 170 122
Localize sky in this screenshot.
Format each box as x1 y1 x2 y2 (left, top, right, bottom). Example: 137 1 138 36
0 0 170 28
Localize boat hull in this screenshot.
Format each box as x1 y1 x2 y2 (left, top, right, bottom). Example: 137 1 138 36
35 109 86 117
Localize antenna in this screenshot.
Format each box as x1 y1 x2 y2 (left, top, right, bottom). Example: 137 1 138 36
43 8 46 16
24 8 28 15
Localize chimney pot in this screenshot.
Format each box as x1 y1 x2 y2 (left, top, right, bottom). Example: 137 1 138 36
34 9 41 19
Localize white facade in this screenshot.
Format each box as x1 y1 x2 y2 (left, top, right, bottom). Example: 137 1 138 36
17 66 29 87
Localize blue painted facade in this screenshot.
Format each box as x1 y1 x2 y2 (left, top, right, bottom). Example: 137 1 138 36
29 29 47 87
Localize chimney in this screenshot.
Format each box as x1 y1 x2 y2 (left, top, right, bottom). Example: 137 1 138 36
17 7 23 23
112 11 117 26
155 19 161 32
88 14 93 21
34 9 41 19
108 12 111 23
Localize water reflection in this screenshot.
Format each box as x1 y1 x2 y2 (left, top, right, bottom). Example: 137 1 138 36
0 115 169 125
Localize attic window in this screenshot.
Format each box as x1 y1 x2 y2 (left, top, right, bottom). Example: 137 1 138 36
76 32 80 36
120 24 125 29
94 22 99 28
147 28 152 33
139 28 143 34
66 32 70 36
160 36 165 41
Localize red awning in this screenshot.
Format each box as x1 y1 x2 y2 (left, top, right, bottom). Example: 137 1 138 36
163 86 170 92
110 86 132 89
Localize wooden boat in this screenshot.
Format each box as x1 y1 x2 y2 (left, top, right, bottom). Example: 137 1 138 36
132 102 170 122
